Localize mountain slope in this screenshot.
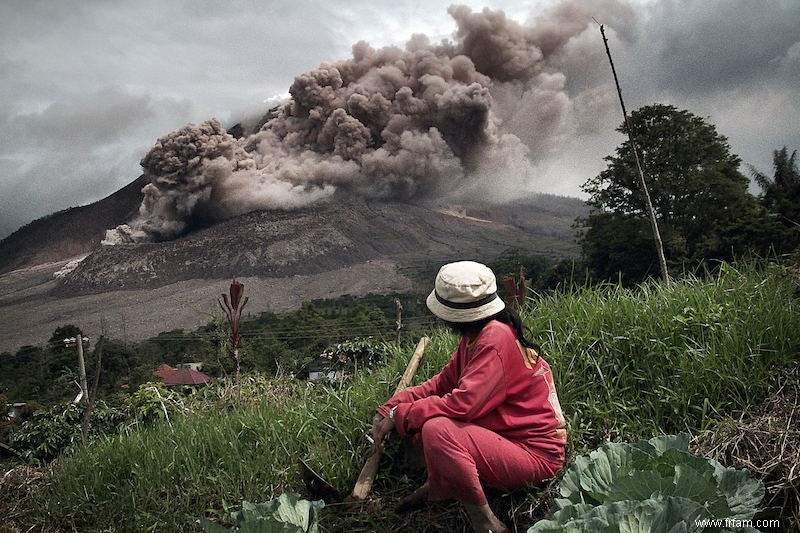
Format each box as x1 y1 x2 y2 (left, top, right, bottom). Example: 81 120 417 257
0 175 147 274
54 196 581 295
0 177 586 351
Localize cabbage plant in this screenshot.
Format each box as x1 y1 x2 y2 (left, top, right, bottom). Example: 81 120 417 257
530 434 764 532
200 493 324 533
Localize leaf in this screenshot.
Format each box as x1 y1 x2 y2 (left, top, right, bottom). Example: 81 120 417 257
649 448 712 480
529 503 606 532
271 493 324 532
646 496 709 533
530 497 712 533
611 498 674 533
237 518 304 533
524 517 568 532
715 467 764 520
673 464 732 518
605 470 674 502
215 494 324 533
577 442 656 503
647 433 690 455
537 434 765 533
559 455 589 502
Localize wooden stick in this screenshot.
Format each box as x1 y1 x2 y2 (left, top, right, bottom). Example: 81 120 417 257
349 336 429 501
394 336 428 394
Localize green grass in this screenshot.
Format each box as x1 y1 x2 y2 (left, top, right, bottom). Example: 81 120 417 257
532 262 798 452
15 261 800 531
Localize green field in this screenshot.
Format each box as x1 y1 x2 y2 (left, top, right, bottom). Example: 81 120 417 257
2 261 798 531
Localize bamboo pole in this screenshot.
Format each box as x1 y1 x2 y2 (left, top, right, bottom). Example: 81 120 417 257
599 23 671 286
349 336 429 501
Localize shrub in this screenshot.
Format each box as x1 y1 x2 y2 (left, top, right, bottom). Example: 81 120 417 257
312 337 394 382
9 400 125 463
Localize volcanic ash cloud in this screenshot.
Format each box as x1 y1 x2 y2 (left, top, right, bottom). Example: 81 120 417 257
105 3 624 244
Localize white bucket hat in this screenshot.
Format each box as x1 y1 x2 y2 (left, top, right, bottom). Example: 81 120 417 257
426 261 506 323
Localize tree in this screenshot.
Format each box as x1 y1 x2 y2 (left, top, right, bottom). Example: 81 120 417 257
579 104 770 282
751 146 800 252
48 325 83 346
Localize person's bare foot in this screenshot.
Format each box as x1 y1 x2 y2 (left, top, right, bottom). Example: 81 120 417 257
463 502 509 533
396 481 429 512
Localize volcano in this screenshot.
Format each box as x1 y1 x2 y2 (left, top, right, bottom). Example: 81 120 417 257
0 178 585 352
0 4 601 351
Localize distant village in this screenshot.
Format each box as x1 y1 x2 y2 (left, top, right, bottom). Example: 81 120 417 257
5 361 212 422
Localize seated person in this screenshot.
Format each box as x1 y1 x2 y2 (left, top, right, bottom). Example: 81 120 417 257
371 261 567 532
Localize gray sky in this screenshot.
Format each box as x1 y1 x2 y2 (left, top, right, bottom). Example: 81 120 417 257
1 0 798 240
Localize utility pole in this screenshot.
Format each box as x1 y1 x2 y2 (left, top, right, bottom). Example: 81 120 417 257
64 335 89 403
599 23 671 286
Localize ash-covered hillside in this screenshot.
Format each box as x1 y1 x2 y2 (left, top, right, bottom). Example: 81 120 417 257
53 194 584 295
0 187 585 352
0 176 147 275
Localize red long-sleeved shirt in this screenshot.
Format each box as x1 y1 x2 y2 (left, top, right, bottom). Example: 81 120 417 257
379 320 567 462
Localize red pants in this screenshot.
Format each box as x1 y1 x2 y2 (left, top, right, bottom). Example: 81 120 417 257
420 417 561 505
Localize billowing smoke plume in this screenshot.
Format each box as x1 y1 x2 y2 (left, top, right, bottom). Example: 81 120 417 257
106 2 633 243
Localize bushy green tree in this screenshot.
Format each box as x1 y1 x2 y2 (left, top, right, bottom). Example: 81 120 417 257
488 248 555 293
579 104 772 282
1 326 88 402
93 339 140 393
245 335 294 374
751 146 800 252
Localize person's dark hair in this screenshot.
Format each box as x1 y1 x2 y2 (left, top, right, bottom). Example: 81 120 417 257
446 307 541 354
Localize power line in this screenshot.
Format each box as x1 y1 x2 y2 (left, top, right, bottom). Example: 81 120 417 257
148 323 437 343
4 314 439 353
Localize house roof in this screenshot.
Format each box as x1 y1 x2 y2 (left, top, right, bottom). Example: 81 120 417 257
162 367 212 386
154 363 176 380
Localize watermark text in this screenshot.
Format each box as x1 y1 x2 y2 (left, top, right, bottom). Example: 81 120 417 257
695 518 781 529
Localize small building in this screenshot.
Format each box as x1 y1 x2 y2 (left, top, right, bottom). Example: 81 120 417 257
177 362 203 371
6 402 27 420
154 363 177 381
162 367 212 387
307 356 348 383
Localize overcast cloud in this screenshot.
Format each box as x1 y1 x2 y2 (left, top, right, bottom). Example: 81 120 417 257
1 0 798 239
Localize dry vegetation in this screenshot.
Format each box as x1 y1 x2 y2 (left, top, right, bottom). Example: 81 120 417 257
694 362 800 529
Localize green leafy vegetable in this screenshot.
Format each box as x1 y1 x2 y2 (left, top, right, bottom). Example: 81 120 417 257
199 493 324 533
530 434 763 532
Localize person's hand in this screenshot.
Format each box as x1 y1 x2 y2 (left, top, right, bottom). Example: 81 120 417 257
370 411 396 453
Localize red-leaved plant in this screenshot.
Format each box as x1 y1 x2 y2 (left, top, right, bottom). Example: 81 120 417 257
218 279 248 381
